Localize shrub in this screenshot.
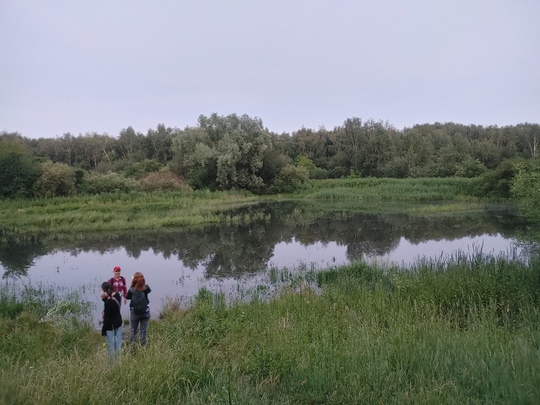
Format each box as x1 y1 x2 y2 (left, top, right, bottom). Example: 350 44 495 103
120 159 164 179
310 167 330 180
269 165 309 194
139 170 193 192
33 161 76 198
473 158 526 198
455 157 488 178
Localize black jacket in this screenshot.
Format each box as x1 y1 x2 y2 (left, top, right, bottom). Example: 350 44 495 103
101 292 123 336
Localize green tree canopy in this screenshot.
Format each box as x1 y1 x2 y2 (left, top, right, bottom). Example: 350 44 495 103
173 114 272 191
0 135 41 198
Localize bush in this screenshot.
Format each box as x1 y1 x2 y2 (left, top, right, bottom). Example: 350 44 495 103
310 167 330 180
269 164 309 194
473 158 526 198
33 161 76 198
455 157 488 178
120 159 164 179
139 170 193 192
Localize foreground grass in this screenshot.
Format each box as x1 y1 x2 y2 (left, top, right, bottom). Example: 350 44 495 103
2 255 539 404
0 178 482 244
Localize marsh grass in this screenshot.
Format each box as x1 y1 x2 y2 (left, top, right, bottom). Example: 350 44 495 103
0 191 261 244
2 255 539 404
0 178 483 245
298 177 478 202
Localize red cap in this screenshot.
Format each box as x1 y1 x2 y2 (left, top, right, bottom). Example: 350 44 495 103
113 266 121 272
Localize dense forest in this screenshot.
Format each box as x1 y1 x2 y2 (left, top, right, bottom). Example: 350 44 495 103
1 113 539 198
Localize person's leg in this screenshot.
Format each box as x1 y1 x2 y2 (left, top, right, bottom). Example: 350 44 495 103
130 312 140 344
114 325 123 354
139 312 150 346
105 330 115 358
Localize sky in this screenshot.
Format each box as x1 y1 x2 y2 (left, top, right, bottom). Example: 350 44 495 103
1 1 539 139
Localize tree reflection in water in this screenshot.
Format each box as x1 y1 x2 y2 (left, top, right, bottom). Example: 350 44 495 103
0 201 529 280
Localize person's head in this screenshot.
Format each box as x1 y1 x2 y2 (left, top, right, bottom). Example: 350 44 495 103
113 266 121 278
101 281 113 296
131 272 146 291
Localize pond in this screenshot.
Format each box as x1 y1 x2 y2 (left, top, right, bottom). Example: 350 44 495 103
0 201 531 325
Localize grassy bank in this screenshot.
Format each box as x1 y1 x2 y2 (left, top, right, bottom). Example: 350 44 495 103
0 189 259 244
2 255 539 404
0 178 482 244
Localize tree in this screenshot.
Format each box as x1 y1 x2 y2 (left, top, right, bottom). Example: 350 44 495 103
145 124 175 163
172 114 272 191
511 159 540 222
0 136 41 198
259 149 290 186
295 155 317 177
115 127 146 161
173 129 217 189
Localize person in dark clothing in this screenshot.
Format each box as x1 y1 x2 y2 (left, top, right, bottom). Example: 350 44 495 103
101 281 123 360
126 272 151 346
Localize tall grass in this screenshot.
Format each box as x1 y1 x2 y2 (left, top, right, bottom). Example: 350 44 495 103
298 177 478 202
0 190 261 244
2 255 539 404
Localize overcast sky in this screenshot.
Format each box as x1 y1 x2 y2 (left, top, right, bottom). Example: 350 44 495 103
1 1 539 139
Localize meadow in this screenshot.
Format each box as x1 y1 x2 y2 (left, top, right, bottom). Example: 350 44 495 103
1 254 539 404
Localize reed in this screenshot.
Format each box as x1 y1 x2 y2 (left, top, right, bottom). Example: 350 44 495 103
0 190 261 243
2 255 539 404
298 177 478 202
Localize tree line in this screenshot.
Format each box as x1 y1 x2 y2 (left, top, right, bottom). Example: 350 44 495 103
1 113 539 199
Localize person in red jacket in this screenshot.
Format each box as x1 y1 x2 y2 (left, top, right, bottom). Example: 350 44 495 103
108 266 128 305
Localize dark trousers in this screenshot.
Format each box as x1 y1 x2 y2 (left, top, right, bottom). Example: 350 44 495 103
130 310 150 346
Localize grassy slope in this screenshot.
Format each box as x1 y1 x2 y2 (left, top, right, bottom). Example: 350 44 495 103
1 256 539 404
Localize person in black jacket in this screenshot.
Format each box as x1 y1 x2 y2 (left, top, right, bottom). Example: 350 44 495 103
101 281 123 360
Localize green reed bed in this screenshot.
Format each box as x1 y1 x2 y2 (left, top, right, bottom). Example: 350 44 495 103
2 255 539 404
0 191 260 243
299 177 478 202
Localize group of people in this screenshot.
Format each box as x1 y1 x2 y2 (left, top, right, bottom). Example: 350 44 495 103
100 266 152 359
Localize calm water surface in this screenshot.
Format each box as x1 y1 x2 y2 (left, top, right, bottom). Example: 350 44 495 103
0 202 529 324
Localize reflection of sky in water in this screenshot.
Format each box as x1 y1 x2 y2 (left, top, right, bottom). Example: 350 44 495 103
1 233 521 326
270 234 520 268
